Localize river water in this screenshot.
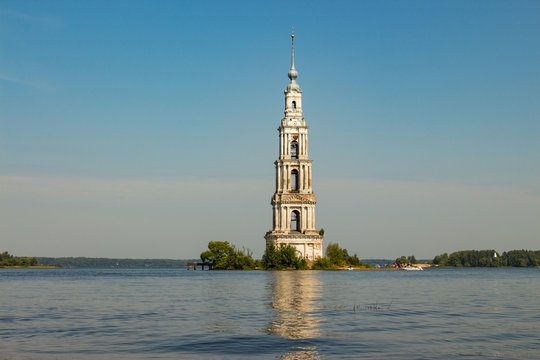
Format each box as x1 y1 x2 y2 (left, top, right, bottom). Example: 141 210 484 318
1 268 539 359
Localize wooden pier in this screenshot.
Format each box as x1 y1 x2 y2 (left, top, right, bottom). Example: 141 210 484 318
186 262 212 270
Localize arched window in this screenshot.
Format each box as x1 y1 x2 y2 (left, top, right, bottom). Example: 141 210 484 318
292 101 297 110
290 141 298 159
291 210 300 232
291 169 299 191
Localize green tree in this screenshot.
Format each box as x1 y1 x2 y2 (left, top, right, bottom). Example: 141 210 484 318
233 248 256 270
432 253 449 266
262 244 308 270
348 253 361 266
448 252 462 266
0 251 13 266
395 256 409 266
200 241 236 269
0 251 38 267
313 243 365 269
326 243 346 266
200 241 256 270
503 250 539 267
262 243 280 269
311 257 332 270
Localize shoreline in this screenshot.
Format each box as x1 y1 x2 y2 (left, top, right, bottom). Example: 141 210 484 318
0 265 62 269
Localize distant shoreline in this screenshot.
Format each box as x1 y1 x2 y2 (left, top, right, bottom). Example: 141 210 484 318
1 265 62 269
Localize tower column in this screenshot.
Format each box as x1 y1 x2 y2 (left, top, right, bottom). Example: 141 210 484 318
280 133 284 158
282 164 286 192
276 164 279 190
299 165 304 190
300 165 303 191
285 165 289 190
304 165 308 191
286 207 289 231
283 164 287 192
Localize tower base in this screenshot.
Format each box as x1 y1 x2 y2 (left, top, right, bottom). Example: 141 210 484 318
264 231 323 261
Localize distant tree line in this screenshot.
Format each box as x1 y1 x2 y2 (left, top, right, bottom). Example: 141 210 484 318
36 257 198 268
0 251 38 267
431 249 540 267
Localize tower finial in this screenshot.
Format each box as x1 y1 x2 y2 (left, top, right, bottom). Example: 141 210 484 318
291 27 295 69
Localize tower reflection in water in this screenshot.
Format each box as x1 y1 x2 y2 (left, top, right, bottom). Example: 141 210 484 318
267 271 323 360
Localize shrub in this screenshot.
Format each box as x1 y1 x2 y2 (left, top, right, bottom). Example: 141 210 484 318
262 244 308 270
311 257 332 270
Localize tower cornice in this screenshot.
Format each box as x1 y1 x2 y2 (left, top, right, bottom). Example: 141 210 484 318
274 159 313 165
278 125 309 130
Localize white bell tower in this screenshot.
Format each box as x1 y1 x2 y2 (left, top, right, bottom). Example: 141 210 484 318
264 31 323 261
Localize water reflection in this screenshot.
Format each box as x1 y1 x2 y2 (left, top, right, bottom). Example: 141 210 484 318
267 271 323 359
278 346 321 360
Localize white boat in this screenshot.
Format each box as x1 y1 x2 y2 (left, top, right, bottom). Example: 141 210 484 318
402 265 423 271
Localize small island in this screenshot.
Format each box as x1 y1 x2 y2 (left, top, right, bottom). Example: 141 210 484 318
0 251 60 268
199 241 372 270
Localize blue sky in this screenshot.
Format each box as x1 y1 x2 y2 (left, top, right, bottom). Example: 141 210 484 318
1 0 539 259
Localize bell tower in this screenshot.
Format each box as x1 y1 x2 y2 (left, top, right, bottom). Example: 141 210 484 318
264 31 323 261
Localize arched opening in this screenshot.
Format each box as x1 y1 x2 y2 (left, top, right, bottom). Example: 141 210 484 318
292 101 297 110
290 141 298 159
291 210 300 232
291 169 299 191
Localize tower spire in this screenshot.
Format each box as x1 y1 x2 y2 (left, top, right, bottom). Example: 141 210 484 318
287 28 300 91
